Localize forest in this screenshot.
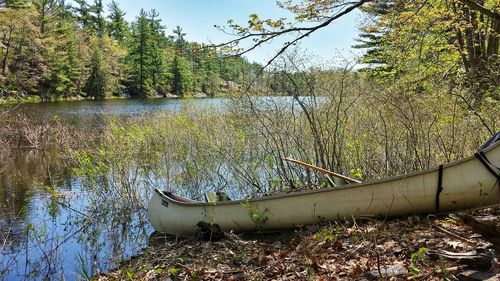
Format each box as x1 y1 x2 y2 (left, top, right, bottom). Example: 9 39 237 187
0 0 261 100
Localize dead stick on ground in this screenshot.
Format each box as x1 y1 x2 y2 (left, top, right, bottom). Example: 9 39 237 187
432 224 476 245
407 266 460 280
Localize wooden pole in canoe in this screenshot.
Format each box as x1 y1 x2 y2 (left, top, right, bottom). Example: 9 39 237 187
284 157 362 184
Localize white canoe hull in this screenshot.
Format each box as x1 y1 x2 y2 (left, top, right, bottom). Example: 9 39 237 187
148 142 500 236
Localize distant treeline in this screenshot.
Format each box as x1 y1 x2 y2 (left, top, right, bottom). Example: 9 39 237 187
0 0 262 100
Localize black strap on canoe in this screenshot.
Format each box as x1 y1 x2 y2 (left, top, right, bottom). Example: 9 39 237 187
435 164 444 211
475 151 500 181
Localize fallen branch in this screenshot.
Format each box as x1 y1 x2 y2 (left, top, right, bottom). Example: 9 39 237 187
432 224 476 245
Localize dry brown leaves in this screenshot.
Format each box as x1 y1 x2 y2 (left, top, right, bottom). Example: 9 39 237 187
96 208 500 281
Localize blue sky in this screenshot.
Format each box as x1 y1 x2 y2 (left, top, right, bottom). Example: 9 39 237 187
100 1 363 64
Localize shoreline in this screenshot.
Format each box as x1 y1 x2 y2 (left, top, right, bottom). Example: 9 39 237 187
0 93 218 106
96 209 500 280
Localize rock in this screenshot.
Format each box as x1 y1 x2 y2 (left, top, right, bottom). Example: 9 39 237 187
163 93 179 99
193 92 208 98
366 263 406 279
225 81 240 90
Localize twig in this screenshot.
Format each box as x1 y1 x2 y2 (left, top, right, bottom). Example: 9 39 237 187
407 266 460 280
432 224 476 245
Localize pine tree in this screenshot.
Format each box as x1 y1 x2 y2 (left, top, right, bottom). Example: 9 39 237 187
173 25 186 54
1 0 29 9
107 0 128 43
170 55 193 96
148 9 166 92
33 0 59 35
90 0 105 36
41 11 82 100
353 0 394 76
73 0 92 29
84 47 106 99
127 9 153 97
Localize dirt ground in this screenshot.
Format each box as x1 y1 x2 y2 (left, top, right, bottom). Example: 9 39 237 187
96 208 500 280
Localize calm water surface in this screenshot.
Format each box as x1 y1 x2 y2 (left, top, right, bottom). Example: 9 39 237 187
0 98 228 281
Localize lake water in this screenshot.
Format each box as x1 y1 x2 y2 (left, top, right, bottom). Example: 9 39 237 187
0 98 229 281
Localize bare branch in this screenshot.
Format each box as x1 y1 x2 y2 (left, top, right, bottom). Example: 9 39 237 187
456 0 500 20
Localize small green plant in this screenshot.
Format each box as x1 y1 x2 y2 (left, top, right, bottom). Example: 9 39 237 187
168 267 179 279
124 268 135 280
409 247 428 275
315 228 334 242
242 202 269 230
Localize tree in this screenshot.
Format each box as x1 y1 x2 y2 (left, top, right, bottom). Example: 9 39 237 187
73 0 92 30
1 0 29 9
90 0 105 36
127 9 153 96
148 9 167 92
0 6 47 95
355 0 499 100
41 18 82 100
84 47 106 99
352 0 394 76
107 0 128 43
170 55 193 96
33 0 59 35
173 25 186 54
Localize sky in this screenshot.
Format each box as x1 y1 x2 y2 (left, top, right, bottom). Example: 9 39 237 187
97 1 364 65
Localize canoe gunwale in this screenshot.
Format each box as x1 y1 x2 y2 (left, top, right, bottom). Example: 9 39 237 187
155 141 500 208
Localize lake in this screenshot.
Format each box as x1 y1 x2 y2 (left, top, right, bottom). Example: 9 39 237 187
0 98 229 281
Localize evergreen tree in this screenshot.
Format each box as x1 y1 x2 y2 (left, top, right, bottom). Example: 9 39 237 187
73 0 92 29
90 0 105 36
170 55 193 96
84 47 106 99
173 25 186 54
148 9 166 92
127 9 152 96
33 0 59 35
353 0 394 76
41 16 81 100
107 0 128 43
1 0 29 9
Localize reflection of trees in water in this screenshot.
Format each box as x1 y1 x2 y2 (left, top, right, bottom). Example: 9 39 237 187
0 144 150 280
0 147 74 248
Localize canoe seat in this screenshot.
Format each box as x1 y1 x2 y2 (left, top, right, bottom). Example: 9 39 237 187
205 192 231 203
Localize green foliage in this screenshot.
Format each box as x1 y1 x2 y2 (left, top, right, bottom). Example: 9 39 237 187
168 267 179 279
315 227 334 242
409 247 428 275
107 0 128 43
84 47 107 99
0 0 260 101
242 202 269 230
170 55 193 96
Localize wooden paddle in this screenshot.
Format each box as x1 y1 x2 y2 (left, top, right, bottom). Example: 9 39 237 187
284 157 362 184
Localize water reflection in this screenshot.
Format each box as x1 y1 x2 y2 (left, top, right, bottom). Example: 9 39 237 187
0 145 151 280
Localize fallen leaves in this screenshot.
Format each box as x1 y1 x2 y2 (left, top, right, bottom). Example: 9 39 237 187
96 208 500 280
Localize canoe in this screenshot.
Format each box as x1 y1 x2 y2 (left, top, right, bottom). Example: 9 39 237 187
148 136 500 236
